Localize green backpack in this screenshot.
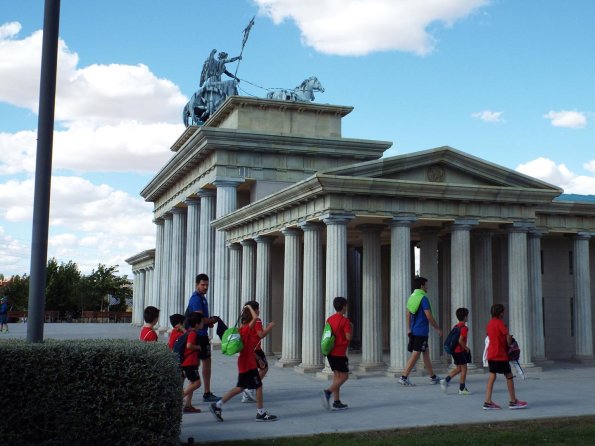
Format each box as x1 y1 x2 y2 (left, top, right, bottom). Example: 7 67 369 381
221 327 244 356
320 322 335 356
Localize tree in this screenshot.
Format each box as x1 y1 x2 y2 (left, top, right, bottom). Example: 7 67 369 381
85 264 132 312
2 274 29 311
45 258 82 318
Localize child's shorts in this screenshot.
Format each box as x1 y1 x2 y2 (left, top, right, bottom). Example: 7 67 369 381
452 351 472 365
327 355 349 373
183 366 201 383
237 368 262 390
488 360 512 375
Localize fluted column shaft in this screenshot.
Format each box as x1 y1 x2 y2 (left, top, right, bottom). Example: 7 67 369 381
132 271 140 325
170 208 187 316
184 198 201 306
197 190 216 316
574 233 593 358
240 239 256 302
152 218 164 314
159 213 173 328
472 230 493 363
138 269 146 325
213 180 240 326
507 223 533 366
419 229 440 361
298 222 325 371
228 243 242 326
359 224 385 370
323 213 353 316
528 231 546 361
279 228 302 366
388 215 416 374
146 267 154 308
256 235 275 355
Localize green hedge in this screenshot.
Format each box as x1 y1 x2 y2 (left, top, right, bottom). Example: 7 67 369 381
0 339 183 446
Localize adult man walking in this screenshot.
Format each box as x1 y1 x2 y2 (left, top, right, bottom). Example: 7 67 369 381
187 273 220 402
398 276 443 386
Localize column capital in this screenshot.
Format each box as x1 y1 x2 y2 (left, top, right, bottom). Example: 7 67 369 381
162 211 173 220
573 232 592 241
503 220 532 233
240 238 255 247
170 207 186 215
227 242 242 250
213 179 243 188
321 212 355 225
450 218 479 231
152 217 164 225
282 227 302 237
356 223 385 234
528 227 548 238
184 197 201 206
299 221 325 232
197 188 216 198
255 234 276 244
387 214 417 227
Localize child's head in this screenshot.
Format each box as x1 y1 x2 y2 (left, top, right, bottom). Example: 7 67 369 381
143 306 160 324
241 301 258 324
333 296 348 313
245 300 259 313
187 312 204 330
169 313 185 328
413 276 428 291
490 303 505 318
456 307 469 322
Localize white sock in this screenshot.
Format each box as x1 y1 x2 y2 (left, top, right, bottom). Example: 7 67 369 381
215 399 224 408
257 408 266 415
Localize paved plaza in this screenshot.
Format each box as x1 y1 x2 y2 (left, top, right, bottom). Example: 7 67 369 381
5 322 595 443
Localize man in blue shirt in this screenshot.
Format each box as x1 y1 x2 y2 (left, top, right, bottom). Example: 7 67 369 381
398 276 443 387
187 273 220 402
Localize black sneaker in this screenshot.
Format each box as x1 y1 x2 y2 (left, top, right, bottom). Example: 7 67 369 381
203 392 220 402
256 411 278 422
321 390 331 411
209 403 223 422
332 401 348 410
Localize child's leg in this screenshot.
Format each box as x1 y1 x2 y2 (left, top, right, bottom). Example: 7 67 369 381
421 350 435 376
448 365 461 379
328 371 349 402
402 351 421 376
459 364 468 385
183 379 201 406
255 385 264 410
216 387 244 407
505 372 517 402
484 372 497 403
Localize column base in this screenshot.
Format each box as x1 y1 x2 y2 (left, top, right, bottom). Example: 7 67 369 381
357 362 387 373
572 355 595 365
275 359 301 369
386 367 406 378
294 364 324 374
316 368 335 380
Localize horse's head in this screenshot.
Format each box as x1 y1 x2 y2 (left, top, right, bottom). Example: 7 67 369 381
309 76 324 93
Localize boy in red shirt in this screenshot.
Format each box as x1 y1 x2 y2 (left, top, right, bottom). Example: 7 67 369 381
139 306 159 342
440 307 472 395
168 313 186 351
483 303 528 410
209 304 277 422
181 312 204 413
321 296 352 411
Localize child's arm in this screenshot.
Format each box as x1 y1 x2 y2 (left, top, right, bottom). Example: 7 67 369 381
245 305 258 329
345 320 353 341
257 321 276 338
405 310 411 333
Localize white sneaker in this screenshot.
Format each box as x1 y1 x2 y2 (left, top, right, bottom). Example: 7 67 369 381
398 376 415 386
440 378 449 393
241 389 256 403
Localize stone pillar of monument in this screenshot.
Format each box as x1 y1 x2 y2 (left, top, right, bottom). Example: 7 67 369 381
169 207 187 316
573 233 594 361
471 229 493 366
146 266 154 308
347 247 362 347
296 222 325 373
507 222 533 367
240 239 256 302
255 235 275 355
137 269 146 325
152 218 164 316
358 224 386 372
197 189 216 318
387 215 416 376
528 229 547 362
439 235 451 364
184 198 201 306
228 243 242 327
278 228 303 368
131 270 140 325
419 228 440 362
159 212 173 329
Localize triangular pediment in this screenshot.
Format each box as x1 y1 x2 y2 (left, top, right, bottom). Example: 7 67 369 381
321 146 562 191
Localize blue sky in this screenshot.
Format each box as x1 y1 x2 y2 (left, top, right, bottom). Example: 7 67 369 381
1 0 594 277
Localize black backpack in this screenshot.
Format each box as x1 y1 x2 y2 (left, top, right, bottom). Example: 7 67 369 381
173 332 190 363
443 325 461 355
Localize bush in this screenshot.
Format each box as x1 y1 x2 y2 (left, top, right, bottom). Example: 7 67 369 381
0 339 183 446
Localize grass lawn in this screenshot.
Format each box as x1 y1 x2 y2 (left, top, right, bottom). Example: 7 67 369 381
195 415 595 445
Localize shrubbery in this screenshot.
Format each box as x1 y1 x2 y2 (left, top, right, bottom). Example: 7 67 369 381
0 339 183 446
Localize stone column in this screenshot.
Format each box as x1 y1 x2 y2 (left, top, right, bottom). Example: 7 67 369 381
152 218 164 315
573 233 593 360
387 215 416 376
131 271 140 325
169 207 187 316
296 222 325 372
358 224 386 372
213 180 240 327
322 213 353 315
471 230 493 364
197 189 216 316
347 247 362 347
159 212 173 329
146 266 154 308
256 235 275 355
240 239 256 302
138 269 146 325
228 243 242 326
507 222 533 367
184 198 201 306
278 228 303 367
528 230 546 362
450 219 477 358
439 235 451 364
419 229 440 361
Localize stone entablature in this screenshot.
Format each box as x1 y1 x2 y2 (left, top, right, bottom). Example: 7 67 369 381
536 201 595 234
125 249 155 271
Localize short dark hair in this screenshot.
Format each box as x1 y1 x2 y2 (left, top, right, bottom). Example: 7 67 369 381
187 312 203 328
333 296 348 312
169 313 185 327
455 307 469 321
245 300 259 311
143 306 160 323
413 276 428 290
195 273 209 284
491 303 505 318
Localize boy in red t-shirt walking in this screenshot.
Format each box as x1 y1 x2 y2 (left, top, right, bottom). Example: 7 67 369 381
440 307 472 395
321 296 353 411
139 306 159 342
181 312 204 413
483 303 528 410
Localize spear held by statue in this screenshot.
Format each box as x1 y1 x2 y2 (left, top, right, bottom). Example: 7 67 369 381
234 16 255 79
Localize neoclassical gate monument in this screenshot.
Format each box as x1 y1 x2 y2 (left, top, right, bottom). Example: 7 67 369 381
127 96 595 374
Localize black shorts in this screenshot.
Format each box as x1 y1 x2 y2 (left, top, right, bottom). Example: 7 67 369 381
410 335 429 353
237 368 262 390
183 366 201 383
488 360 512 375
452 351 472 365
255 349 268 370
327 355 349 373
197 335 211 360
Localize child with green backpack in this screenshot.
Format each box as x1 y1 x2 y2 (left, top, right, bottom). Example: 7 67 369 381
321 297 352 411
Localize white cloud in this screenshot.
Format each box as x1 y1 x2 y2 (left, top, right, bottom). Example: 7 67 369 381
516 157 595 195
472 110 503 123
254 0 489 56
543 110 587 129
583 160 595 174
